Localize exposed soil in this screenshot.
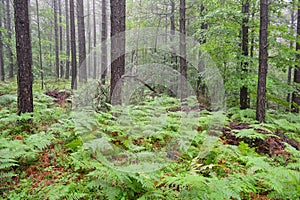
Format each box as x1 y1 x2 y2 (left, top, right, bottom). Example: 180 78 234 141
45 89 72 104
222 122 300 156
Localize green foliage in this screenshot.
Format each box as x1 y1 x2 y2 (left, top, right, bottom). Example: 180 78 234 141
1 79 299 199
228 107 257 123
235 129 272 140
0 132 54 185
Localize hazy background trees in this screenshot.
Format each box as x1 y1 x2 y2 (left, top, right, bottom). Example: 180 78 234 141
0 0 299 116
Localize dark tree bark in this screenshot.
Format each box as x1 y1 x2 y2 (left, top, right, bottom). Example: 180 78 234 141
54 0 60 79
0 0 4 82
240 0 250 109
6 0 14 79
250 10 255 59
256 0 269 123
110 0 126 105
292 1 300 112
36 0 44 89
70 0 77 89
170 0 175 38
101 0 107 84
77 0 87 82
196 4 208 98
14 0 33 114
200 4 208 43
65 0 70 79
59 0 64 78
180 0 187 101
92 0 96 79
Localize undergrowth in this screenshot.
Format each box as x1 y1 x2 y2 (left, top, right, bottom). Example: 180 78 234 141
0 81 299 199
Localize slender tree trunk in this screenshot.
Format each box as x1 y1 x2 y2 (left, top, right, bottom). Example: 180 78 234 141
0 0 4 82
200 4 208 43
101 0 107 84
197 4 207 97
110 0 126 105
14 0 33 114
54 0 60 79
250 10 255 58
6 0 13 78
292 1 300 112
287 9 294 111
65 0 70 79
180 0 187 101
93 0 97 79
36 0 44 89
70 0 77 89
87 0 91 78
170 0 177 71
170 0 175 38
256 0 269 123
240 0 250 109
59 0 64 78
77 0 87 82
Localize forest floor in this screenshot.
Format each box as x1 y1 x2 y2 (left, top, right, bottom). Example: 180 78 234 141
0 80 299 200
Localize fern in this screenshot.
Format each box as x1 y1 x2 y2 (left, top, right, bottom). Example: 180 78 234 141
25 132 54 151
235 128 273 140
0 133 54 183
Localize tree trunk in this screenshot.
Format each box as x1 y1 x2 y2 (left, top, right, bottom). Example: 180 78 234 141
93 0 97 79
65 0 70 79
170 0 177 94
256 0 269 123
287 9 294 111
110 0 126 105
250 10 255 59
36 0 44 89
59 0 64 78
87 0 91 78
6 0 13 79
197 4 207 97
292 1 300 113
14 0 34 114
240 0 250 109
77 0 87 82
0 0 4 82
54 0 60 79
70 0 77 89
180 0 187 101
101 0 107 84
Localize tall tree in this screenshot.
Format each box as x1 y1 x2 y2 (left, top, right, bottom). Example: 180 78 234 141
6 0 14 79
92 0 96 79
65 0 70 79
14 0 33 114
101 0 107 84
36 0 44 89
240 0 250 109
180 0 187 101
110 0 126 105
70 0 77 89
170 0 175 38
287 7 295 111
256 0 269 123
292 0 300 112
87 0 91 60
0 0 4 82
77 0 87 82
196 4 208 98
58 0 64 78
54 0 60 79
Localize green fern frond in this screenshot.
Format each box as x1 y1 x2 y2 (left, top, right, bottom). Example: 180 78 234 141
25 132 54 151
